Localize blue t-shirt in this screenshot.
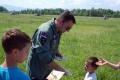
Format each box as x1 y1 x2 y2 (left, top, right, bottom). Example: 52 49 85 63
0 66 30 80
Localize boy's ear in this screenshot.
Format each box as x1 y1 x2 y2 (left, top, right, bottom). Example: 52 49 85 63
12 48 19 55
58 19 64 25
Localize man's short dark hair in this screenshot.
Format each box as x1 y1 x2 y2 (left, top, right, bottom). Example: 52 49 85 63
57 10 76 24
2 28 31 54
87 57 99 68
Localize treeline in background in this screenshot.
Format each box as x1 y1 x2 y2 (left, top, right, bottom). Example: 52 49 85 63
0 6 120 18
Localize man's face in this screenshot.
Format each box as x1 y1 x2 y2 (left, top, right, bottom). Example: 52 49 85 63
59 20 74 33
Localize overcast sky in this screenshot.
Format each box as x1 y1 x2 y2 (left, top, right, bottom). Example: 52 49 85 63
0 0 120 10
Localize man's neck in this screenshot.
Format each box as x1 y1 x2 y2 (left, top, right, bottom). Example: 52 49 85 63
55 20 60 33
1 55 17 68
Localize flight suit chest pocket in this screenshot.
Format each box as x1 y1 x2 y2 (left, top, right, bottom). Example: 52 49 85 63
51 35 58 49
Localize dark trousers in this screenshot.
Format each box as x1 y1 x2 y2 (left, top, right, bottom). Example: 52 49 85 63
31 77 48 80
30 75 48 80
29 71 49 80
31 78 47 80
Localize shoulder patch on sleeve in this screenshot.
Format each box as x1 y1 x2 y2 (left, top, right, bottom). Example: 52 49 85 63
38 31 48 45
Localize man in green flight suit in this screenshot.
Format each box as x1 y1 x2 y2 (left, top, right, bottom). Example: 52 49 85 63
27 10 76 80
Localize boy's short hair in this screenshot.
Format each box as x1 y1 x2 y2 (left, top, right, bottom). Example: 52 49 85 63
2 28 31 54
87 57 99 68
57 10 76 24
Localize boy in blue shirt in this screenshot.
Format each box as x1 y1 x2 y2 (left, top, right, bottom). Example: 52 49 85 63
0 29 31 80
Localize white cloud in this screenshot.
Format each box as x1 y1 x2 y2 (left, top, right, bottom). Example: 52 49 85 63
103 0 120 6
60 0 87 5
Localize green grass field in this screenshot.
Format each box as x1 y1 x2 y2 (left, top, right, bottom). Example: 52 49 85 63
0 13 120 80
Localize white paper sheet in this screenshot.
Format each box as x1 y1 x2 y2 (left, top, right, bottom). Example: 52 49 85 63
46 70 65 80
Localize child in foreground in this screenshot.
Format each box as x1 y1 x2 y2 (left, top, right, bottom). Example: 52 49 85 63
0 29 31 80
84 57 99 80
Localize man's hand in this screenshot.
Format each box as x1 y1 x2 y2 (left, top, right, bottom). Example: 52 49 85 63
55 53 65 61
64 69 72 76
48 61 66 72
48 61 72 76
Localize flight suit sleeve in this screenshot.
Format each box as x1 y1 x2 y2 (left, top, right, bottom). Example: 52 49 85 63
35 30 53 64
55 34 61 54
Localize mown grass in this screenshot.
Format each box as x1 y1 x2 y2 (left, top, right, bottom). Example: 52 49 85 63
0 13 120 80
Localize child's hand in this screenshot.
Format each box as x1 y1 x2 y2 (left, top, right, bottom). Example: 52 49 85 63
96 58 108 66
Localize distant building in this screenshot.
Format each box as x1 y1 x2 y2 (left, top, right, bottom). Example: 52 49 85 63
34 12 42 16
103 15 109 20
10 11 19 15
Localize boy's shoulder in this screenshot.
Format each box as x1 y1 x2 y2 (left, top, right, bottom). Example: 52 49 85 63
12 67 30 80
0 66 7 71
0 66 30 80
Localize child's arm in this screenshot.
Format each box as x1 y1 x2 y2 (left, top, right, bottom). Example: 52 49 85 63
106 61 120 69
97 59 120 69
